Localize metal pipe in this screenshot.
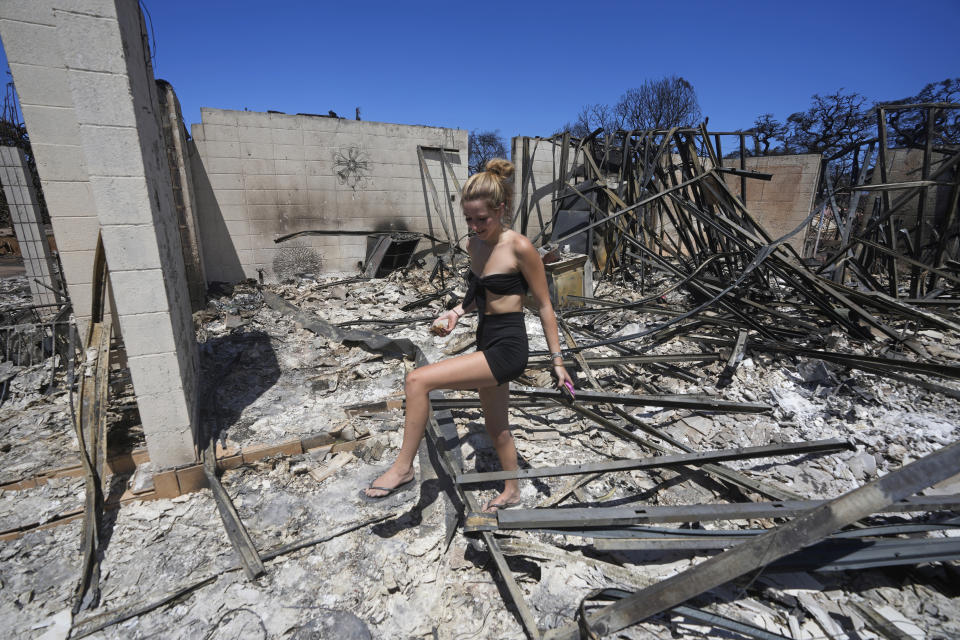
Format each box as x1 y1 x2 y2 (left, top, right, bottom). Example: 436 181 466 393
456 438 850 485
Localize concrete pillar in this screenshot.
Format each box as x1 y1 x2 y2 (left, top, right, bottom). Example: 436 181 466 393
0 145 62 308
50 0 199 468
0 0 199 468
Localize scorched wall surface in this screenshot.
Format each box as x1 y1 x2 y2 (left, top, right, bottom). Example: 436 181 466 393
721 154 822 252
190 108 467 282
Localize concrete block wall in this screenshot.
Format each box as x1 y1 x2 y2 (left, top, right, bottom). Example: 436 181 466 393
190 108 467 281
865 148 950 237
157 80 206 310
0 1 100 327
0 145 62 308
1 0 199 469
720 154 822 252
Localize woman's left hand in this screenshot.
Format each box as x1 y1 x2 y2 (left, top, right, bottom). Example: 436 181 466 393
553 364 573 392
431 309 460 337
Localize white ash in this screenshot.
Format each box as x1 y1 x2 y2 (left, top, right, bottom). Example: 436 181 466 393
1 267 959 638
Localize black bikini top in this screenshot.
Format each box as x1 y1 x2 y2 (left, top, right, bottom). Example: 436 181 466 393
463 270 529 316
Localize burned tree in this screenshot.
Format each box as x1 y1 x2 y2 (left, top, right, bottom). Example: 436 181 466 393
468 129 507 175
784 89 872 186
886 78 960 148
752 113 788 155
558 103 622 138
613 75 702 131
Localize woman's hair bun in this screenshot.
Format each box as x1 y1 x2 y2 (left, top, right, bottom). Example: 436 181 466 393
485 158 515 181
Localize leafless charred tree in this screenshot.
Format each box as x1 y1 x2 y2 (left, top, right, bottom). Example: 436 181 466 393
468 129 507 175
784 89 872 186
784 90 871 156
724 115 788 159
614 76 702 132
752 113 788 155
886 78 960 148
558 103 623 138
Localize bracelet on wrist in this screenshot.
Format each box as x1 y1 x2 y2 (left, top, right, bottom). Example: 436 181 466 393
454 309 464 318
550 351 564 363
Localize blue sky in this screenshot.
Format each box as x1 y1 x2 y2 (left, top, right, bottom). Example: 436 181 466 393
2 0 958 142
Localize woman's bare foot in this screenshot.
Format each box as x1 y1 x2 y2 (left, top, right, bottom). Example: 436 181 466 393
364 465 415 498
482 489 521 513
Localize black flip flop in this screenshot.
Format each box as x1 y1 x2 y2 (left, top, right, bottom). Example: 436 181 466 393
481 498 522 513
359 478 415 502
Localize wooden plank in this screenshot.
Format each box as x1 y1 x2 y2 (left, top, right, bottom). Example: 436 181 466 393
308 452 354 484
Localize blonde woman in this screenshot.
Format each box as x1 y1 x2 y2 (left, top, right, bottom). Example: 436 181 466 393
364 159 573 512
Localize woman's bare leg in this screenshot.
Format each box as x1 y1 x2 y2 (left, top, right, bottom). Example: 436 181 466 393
479 382 520 511
365 351 498 497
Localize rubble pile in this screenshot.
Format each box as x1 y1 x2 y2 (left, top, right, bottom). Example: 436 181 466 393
0 274 33 313
1 275 55 369
2 262 958 638
0 346 73 483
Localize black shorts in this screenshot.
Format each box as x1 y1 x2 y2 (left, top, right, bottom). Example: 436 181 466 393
477 312 528 385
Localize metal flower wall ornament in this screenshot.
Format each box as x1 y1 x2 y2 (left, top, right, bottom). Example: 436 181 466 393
333 146 371 191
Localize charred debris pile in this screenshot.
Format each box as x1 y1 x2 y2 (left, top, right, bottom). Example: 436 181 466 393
405 106 960 638
1 102 960 639
252 104 960 637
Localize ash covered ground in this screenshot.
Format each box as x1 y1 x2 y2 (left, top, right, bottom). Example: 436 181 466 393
2 267 959 639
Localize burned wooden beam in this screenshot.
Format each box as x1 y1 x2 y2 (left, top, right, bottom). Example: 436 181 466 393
72 235 110 613
548 516 960 542
557 315 802 505
757 342 960 380
715 167 773 181
692 334 960 381
556 395 803 502
425 402 543 638
274 227 452 245
202 441 265 580
586 536 960 573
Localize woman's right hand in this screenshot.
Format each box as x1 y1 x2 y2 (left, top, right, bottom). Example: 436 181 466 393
431 309 460 336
